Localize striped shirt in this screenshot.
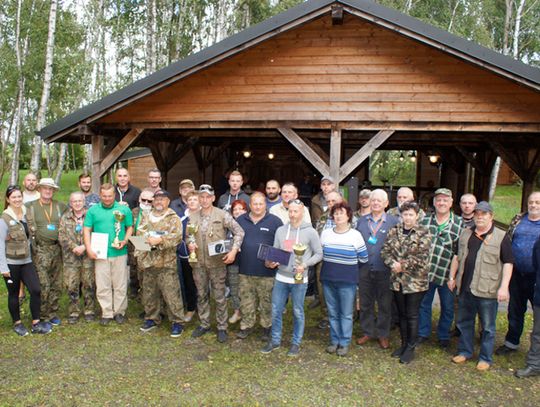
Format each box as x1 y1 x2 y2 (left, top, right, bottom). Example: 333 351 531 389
320 228 368 284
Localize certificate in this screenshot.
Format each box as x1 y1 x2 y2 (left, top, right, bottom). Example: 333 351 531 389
128 236 152 251
257 244 291 265
91 232 109 259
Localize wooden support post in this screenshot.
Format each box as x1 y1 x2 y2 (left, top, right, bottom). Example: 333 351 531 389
338 130 394 182
98 128 144 177
91 135 104 193
330 127 341 183
278 128 330 177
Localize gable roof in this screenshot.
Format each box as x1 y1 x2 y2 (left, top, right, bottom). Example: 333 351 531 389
40 0 540 142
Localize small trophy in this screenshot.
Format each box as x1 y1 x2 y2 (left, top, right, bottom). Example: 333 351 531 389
112 210 126 249
187 223 199 263
292 243 307 284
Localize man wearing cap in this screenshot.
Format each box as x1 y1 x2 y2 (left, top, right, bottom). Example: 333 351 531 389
217 170 250 212
496 191 540 356
356 189 372 218
311 176 336 222
188 184 245 343
448 201 513 371
22 173 40 204
78 173 100 209
265 179 282 210
83 183 133 325
459 193 477 229
115 168 141 210
136 190 186 338
58 192 95 324
269 183 311 225
26 178 68 325
418 188 463 348
171 179 195 218
388 187 425 221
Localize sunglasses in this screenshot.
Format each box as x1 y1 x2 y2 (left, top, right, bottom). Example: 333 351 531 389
140 198 154 203
288 199 303 205
6 185 21 194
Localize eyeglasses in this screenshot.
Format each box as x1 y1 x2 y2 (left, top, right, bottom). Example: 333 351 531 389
140 199 154 203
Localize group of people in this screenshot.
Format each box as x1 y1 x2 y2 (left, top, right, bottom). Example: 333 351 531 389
2 169 540 377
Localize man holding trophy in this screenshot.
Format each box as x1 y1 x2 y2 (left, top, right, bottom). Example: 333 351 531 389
261 199 322 357
83 183 133 325
187 184 244 343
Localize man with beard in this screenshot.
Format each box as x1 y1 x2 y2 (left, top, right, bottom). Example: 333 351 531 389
22 173 40 204
78 174 100 209
265 180 282 210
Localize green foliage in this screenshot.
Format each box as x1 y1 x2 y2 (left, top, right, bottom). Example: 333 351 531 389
370 150 417 187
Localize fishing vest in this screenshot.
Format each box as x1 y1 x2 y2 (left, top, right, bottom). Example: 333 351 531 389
2 213 30 260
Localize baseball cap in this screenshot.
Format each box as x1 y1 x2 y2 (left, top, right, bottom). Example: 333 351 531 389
434 188 452 198
154 190 170 199
198 184 215 195
321 176 335 184
359 189 371 198
474 201 493 213
179 179 195 188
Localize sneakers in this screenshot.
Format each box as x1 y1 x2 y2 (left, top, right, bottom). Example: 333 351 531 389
326 344 338 354
100 317 113 326
68 316 79 325
140 320 158 332
495 345 517 356
476 361 490 371
191 325 211 338
287 344 300 357
49 316 61 326
31 321 52 334
114 314 126 324
170 323 184 338
13 323 29 337
336 345 349 357
452 354 468 364
228 310 241 324
260 327 271 342
261 342 280 354
236 328 253 340
217 329 228 343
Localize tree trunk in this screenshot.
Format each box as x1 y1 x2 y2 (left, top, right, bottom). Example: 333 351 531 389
30 0 58 174
503 0 513 55
512 0 526 58
54 143 68 185
10 80 25 185
146 0 157 74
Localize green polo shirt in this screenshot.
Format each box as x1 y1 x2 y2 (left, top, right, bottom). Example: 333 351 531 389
84 201 133 258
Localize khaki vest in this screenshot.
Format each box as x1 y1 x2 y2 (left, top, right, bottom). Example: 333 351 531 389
456 227 506 299
2 213 30 260
189 207 228 268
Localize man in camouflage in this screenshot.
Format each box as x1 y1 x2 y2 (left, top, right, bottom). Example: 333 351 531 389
136 190 185 337
26 178 67 325
59 192 95 323
188 184 245 343
235 192 283 340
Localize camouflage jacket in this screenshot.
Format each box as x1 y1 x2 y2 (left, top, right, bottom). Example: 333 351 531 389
381 223 432 294
506 212 525 241
315 210 335 235
58 208 93 268
135 208 182 269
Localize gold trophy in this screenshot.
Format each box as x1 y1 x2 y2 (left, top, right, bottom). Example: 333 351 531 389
292 243 307 284
112 210 126 248
187 223 199 263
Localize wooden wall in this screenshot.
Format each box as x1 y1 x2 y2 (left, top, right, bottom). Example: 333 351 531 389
100 12 540 126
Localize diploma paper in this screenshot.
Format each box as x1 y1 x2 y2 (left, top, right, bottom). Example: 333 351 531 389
129 236 152 251
91 232 109 259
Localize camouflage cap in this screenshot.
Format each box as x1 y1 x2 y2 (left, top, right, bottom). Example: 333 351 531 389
434 188 452 197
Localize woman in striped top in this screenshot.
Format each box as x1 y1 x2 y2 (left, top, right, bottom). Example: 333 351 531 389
320 202 368 356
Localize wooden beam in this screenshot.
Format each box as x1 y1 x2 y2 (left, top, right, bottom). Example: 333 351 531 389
489 141 527 179
304 138 329 164
98 128 144 176
455 147 487 175
204 141 232 169
91 135 104 193
338 130 394 182
278 127 329 177
165 137 199 169
330 127 342 183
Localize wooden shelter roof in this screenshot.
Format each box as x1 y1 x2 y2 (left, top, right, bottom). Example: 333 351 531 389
40 0 540 143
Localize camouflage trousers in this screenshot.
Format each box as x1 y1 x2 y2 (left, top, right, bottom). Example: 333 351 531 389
142 267 184 323
239 274 274 330
226 264 240 310
34 243 63 320
192 266 227 330
64 261 96 317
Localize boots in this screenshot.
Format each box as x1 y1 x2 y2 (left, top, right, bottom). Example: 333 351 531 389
392 319 408 358
400 344 416 364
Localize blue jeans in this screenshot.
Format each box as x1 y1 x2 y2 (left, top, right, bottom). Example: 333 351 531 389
270 280 308 346
323 281 356 347
456 290 498 364
418 282 455 341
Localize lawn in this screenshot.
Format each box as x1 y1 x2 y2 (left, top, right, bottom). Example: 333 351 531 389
0 290 539 406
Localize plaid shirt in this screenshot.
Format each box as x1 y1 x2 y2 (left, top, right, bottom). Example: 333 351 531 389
420 212 463 285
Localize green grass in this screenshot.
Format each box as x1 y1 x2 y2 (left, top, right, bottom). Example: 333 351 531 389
0 289 538 406
492 185 523 225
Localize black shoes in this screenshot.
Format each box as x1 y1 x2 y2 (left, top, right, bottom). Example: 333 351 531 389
191 325 211 338
515 366 540 378
236 328 253 340
114 314 126 324
217 329 228 343
495 345 517 356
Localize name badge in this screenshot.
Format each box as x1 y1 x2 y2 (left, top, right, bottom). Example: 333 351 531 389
47 224 56 231
75 224 82 233
367 235 377 245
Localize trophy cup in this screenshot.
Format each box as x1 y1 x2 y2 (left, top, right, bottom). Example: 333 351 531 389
292 243 307 284
187 223 199 263
112 210 126 248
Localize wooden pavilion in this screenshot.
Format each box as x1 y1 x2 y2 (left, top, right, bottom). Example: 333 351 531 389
39 0 540 209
